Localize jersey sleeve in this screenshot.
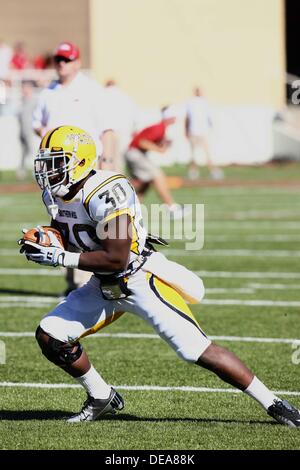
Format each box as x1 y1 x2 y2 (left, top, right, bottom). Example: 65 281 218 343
84 174 134 223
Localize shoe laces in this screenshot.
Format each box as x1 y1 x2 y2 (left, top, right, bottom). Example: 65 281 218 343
272 399 300 417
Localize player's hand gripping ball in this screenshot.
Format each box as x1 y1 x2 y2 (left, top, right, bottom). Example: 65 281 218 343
19 226 66 255
22 226 65 248
18 226 69 267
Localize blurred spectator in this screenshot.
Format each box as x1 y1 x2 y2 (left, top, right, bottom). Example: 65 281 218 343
0 39 12 79
16 80 38 180
0 80 19 117
33 52 53 70
185 86 223 180
33 54 47 70
125 112 187 218
104 79 141 172
10 42 31 70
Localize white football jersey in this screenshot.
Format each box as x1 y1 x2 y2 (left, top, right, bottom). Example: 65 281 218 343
42 171 147 269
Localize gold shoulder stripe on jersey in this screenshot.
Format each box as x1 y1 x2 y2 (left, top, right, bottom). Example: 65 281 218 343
84 174 125 214
103 208 132 224
103 208 139 255
130 215 139 255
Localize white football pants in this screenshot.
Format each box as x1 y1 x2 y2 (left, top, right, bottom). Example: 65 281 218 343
40 268 211 363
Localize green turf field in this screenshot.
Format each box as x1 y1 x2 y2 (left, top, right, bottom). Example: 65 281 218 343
0 164 300 450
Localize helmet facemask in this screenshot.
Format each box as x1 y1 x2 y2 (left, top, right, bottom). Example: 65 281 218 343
35 149 65 195
34 147 83 197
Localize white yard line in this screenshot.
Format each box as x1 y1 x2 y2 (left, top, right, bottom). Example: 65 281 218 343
207 285 299 292
207 221 300 228
247 283 300 290
0 268 298 280
231 210 300 220
0 304 54 309
1 268 300 281
202 235 300 242
4 233 300 243
0 295 299 308
0 332 35 337
3 248 300 258
1 300 297 309
7 233 300 243
205 288 255 294
0 295 58 303
202 299 300 307
208 335 300 344
0 331 299 344
164 249 300 258
0 381 299 396
0 268 61 276
196 271 300 279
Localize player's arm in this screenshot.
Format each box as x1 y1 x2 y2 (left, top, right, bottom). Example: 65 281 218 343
138 138 168 153
21 214 132 272
99 129 117 170
79 214 132 272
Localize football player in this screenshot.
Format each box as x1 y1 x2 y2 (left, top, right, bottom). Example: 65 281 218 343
19 125 300 426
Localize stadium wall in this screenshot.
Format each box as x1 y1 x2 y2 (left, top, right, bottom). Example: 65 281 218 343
90 0 286 108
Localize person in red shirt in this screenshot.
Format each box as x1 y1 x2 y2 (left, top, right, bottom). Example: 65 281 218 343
129 120 169 152
10 42 30 70
126 115 186 218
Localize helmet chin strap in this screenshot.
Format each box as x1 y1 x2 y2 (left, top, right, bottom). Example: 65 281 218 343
45 187 59 220
46 184 70 220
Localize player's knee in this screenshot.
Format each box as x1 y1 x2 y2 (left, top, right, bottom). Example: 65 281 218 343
35 325 83 367
176 346 200 363
176 338 212 363
195 342 226 368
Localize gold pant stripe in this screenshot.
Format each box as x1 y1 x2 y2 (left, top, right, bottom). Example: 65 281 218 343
77 311 124 341
149 274 206 336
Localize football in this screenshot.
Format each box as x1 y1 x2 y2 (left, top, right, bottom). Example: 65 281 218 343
23 226 66 248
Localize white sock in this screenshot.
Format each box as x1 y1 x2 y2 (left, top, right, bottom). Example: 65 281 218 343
76 365 111 399
244 376 278 410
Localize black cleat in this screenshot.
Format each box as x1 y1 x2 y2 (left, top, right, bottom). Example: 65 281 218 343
67 387 124 423
267 399 300 428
